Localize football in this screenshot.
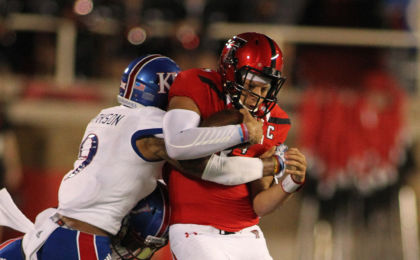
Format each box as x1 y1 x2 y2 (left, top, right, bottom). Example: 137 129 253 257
200 109 243 127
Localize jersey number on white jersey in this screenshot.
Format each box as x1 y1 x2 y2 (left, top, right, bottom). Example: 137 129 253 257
64 133 98 180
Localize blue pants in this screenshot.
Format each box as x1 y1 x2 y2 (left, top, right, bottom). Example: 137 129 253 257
0 236 24 259
0 227 111 260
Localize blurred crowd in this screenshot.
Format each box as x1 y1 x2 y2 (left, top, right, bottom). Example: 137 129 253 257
0 0 416 81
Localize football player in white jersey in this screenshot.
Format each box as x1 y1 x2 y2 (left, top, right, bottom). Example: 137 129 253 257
0 54 283 260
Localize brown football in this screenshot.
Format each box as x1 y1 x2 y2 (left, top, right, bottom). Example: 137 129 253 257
200 109 243 127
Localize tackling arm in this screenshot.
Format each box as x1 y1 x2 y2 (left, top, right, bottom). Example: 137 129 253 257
136 136 278 185
177 152 279 185
135 107 279 185
163 96 263 160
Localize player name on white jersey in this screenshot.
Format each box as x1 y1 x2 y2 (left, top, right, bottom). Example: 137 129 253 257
92 113 125 126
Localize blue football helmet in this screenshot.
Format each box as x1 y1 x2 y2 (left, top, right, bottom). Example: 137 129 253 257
118 54 180 110
112 181 170 260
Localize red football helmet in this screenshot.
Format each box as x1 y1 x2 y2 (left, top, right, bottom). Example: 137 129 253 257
219 32 286 117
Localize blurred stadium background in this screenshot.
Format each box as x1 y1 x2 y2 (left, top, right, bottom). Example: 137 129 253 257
1 0 420 259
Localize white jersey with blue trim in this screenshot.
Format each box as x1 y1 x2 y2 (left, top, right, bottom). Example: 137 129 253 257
57 105 165 235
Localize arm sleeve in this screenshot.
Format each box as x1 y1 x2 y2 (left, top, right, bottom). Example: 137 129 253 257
201 153 263 185
163 109 247 160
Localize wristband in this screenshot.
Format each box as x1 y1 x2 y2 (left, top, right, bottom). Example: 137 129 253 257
273 154 286 184
239 123 249 142
281 174 303 194
273 156 279 175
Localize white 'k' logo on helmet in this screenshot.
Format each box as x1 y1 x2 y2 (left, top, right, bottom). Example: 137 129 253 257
157 72 177 94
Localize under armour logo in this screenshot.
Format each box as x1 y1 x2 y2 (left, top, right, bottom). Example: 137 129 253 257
36 230 43 238
185 232 198 238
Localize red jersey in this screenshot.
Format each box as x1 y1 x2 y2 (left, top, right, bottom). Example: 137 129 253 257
168 68 291 232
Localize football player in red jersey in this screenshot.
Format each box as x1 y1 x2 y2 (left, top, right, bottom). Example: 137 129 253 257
163 32 307 259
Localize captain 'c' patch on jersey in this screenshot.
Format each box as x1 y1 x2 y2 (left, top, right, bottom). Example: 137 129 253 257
266 117 290 140
266 125 275 140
